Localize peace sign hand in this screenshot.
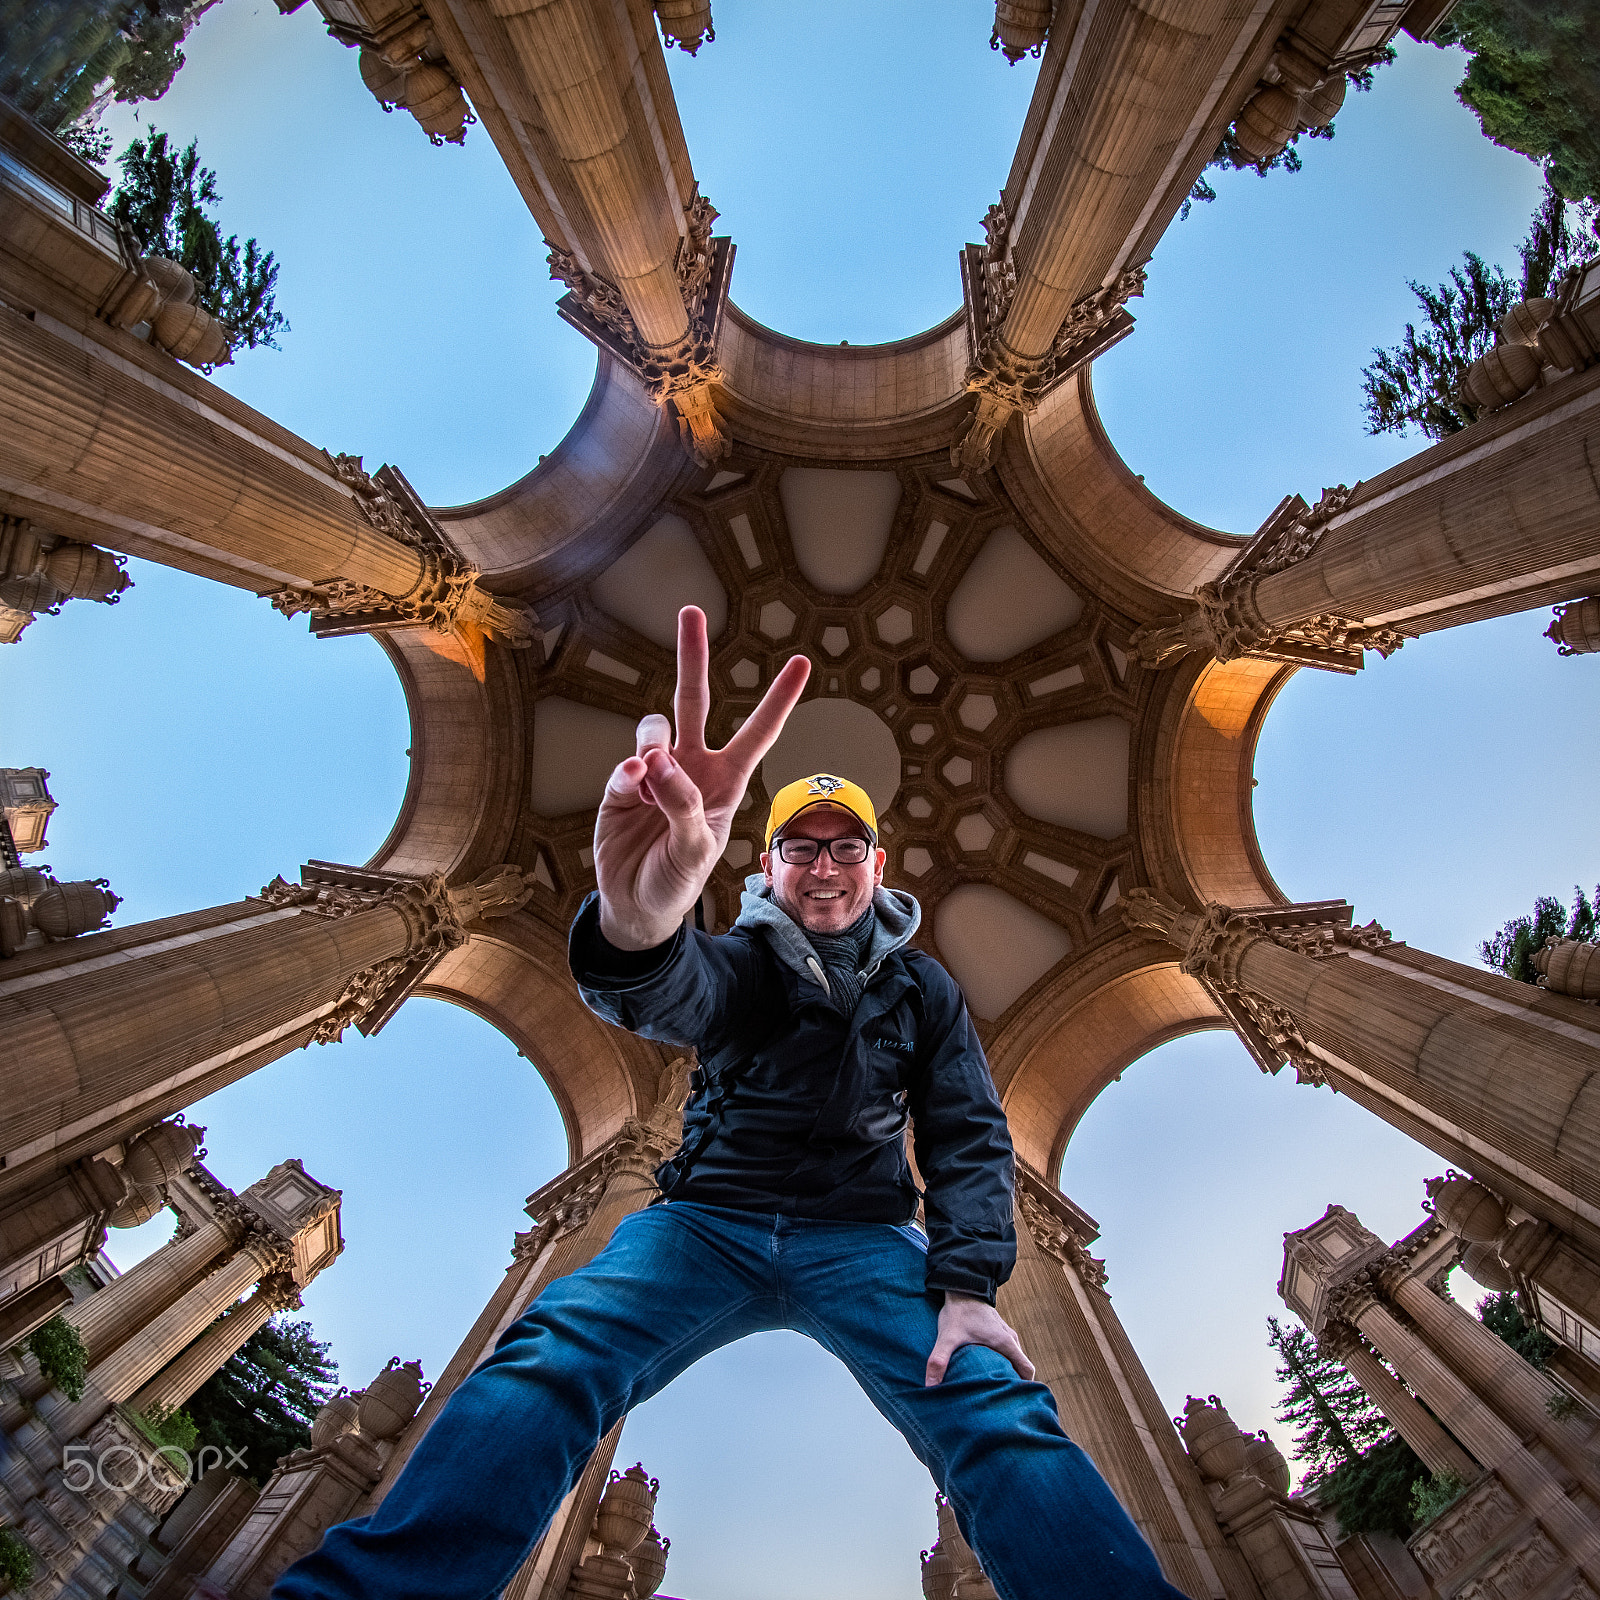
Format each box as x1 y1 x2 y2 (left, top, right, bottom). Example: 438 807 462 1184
595 606 810 950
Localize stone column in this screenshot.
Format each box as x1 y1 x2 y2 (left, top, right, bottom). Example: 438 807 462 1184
0 307 536 644
362 1115 672 1516
85 1232 283 1409
1280 1204 1600 1586
126 1277 295 1420
997 1179 1248 1600
65 1213 241 1367
1131 361 1600 671
1387 1271 1600 1499
1122 892 1600 1260
0 863 535 1205
490 0 686 351
1318 1326 1478 1481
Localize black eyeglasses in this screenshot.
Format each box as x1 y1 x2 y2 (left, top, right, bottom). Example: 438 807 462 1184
773 836 873 866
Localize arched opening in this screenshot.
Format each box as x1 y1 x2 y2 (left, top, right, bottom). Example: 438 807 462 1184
1057 1028 1449 1488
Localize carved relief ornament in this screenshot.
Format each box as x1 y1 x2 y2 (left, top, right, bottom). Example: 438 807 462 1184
951 250 1147 475
267 456 539 648
546 193 732 466
259 863 536 1045
1130 486 1410 673
1121 890 1390 1081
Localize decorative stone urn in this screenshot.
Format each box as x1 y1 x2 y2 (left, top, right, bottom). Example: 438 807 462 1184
357 1359 429 1441
311 1388 363 1449
920 1542 959 1600
1425 1173 1506 1243
629 1525 670 1599
594 1463 657 1554
1459 1242 1515 1293
123 1120 204 1188
1242 1429 1290 1495
1179 1395 1251 1482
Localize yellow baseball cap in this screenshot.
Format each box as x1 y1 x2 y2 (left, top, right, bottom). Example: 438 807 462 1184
765 773 879 849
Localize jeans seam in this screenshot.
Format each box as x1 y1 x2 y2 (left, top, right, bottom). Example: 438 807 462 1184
593 1293 761 1422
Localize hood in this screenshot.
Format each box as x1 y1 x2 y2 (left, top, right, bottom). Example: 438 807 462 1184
737 873 922 994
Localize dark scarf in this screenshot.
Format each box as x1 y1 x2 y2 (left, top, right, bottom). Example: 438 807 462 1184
805 905 876 1016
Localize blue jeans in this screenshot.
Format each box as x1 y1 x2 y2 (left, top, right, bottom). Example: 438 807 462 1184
273 1203 1186 1600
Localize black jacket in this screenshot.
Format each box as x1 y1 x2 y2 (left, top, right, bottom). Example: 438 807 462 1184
568 878 1017 1303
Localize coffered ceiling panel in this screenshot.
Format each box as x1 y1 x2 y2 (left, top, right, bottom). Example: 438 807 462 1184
778 468 902 595
590 513 728 647
934 884 1073 1022
944 525 1084 662
530 696 638 817
1005 717 1131 840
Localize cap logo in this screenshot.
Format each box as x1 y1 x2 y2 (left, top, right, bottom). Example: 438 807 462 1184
807 775 845 795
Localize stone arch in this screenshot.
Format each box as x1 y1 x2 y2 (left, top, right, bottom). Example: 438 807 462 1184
1008 366 1246 621
365 625 526 883
989 948 1229 1178
415 922 660 1163
1142 653 1293 911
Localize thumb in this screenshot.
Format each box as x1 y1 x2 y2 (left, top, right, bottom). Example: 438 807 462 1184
925 1331 956 1387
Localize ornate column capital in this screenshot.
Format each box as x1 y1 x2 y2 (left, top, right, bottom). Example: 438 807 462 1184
266 456 539 649
548 193 733 466
950 213 1146 475
1130 487 1411 673
258 861 537 1044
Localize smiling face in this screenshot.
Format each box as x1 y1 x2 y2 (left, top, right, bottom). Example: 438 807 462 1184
761 804 886 935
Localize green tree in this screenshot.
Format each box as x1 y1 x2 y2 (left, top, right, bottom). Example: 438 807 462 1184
0 1526 34 1591
1325 1434 1431 1537
1433 0 1600 204
1267 1315 1391 1480
1481 885 1599 983
1477 1289 1558 1368
24 1313 89 1400
1360 184 1598 441
106 129 288 352
183 1314 337 1486
1180 51 1393 219
0 0 203 133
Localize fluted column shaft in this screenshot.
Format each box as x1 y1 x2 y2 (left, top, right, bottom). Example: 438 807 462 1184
1335 1333 1479 1480
364 1150 659 1514
127 1282 280 1418
1232 938 1600 1245
999 0 1236 359
998 1220 1241 1600
87 1238 273 1405
66 1215 240 1366
1389 1275 1600 1499
0 305 426 596
1251 364 1600 636
1 899 414 1187
489 0 687 349
1353 1298 1600 1579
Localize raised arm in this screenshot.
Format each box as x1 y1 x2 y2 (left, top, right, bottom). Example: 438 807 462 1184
595 606 810 950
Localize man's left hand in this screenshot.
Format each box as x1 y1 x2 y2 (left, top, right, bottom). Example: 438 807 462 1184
925 1294 1035 1386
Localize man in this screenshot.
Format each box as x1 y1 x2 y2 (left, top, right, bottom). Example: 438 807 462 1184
274 608 1186 1600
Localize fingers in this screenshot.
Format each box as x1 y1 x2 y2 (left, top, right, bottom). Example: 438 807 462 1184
602 754 650 806
722 653 811 772
925 1329 957 1387
640 745 708 835
635 713 672 759
674 606 710 755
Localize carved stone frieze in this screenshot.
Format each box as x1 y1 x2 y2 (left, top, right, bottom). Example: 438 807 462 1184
1130 486 1411 673
1410 1474 1520 1578
259 863 537 1044
266 456 538 648
547 194 733 466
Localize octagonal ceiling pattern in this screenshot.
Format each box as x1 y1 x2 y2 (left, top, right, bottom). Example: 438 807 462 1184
512 455 1146 1027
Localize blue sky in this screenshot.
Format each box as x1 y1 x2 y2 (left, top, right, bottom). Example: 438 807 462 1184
5 6 1599 1596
